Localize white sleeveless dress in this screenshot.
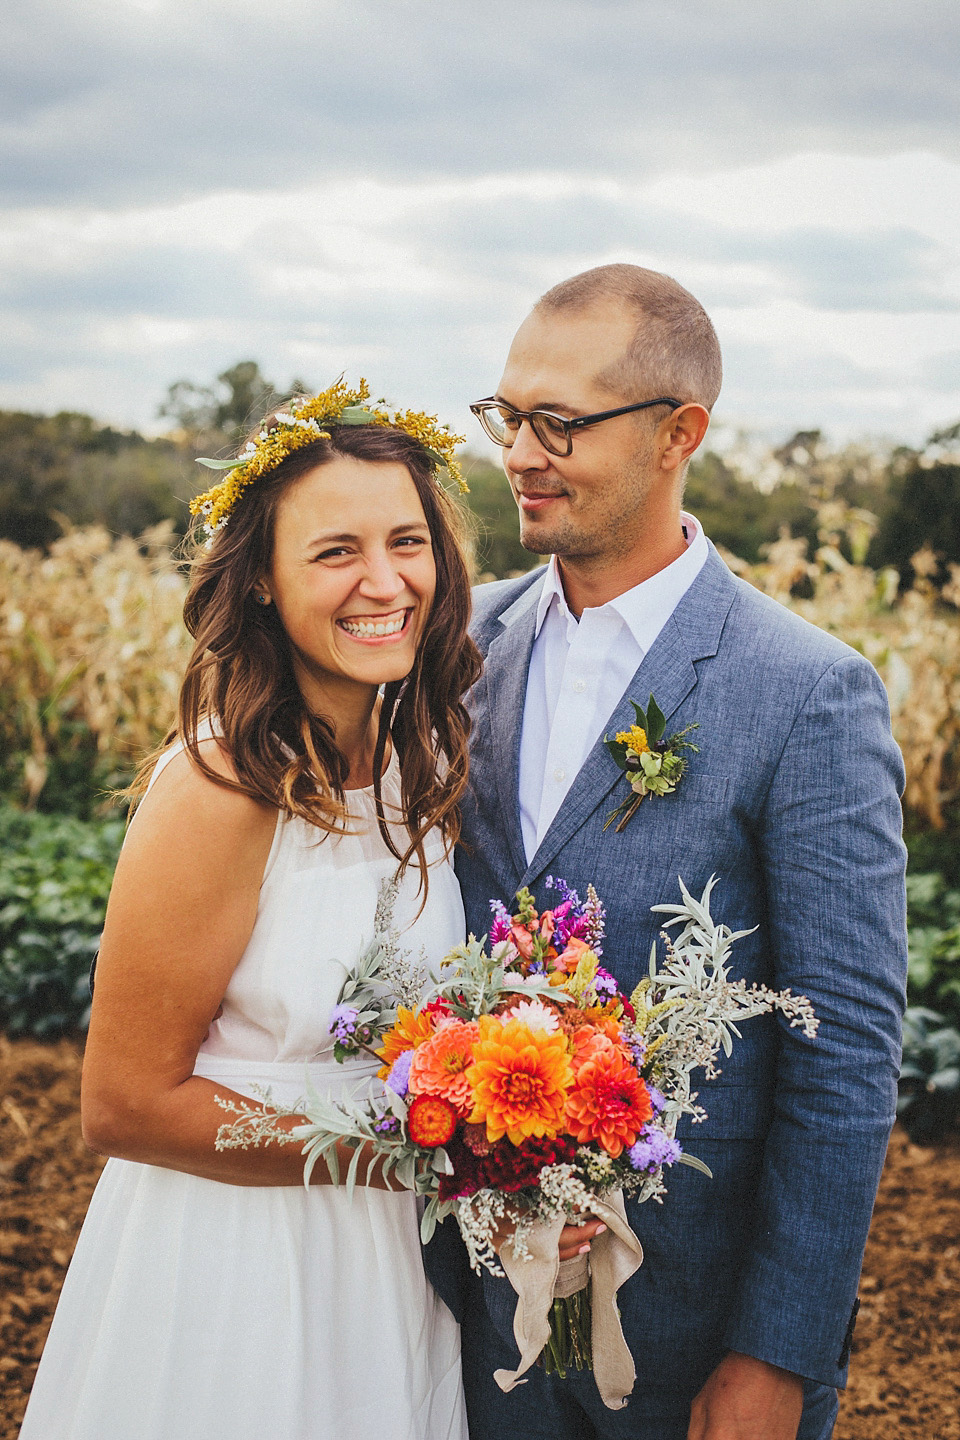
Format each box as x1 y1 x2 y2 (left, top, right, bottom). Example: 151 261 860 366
19 746 468 1440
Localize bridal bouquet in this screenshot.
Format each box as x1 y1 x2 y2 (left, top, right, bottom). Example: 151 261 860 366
215 875 817 1408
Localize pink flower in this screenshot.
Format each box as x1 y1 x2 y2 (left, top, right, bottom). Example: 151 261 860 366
510 923 536 959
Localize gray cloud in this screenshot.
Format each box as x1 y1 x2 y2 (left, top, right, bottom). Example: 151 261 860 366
919 349 960 393
1 0 957 443
1 0 958 204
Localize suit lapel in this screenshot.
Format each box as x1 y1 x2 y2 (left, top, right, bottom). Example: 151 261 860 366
474 579 542 881
519 547 737 887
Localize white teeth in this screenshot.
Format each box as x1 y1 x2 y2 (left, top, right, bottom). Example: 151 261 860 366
340 614 406 638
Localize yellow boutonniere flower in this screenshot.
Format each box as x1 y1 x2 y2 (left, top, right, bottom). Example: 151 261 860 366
603 694 699 833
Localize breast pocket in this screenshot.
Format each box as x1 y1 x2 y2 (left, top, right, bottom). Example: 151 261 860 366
669 772 730 805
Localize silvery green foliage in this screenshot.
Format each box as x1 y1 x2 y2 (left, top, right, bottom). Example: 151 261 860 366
423 936 572 1019
454 1163 599 1276
214 1077 457 1227
336 875 428 1029
635 875 818 1195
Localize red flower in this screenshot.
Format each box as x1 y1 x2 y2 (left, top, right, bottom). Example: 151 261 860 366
424 996 454 1020
484 1134 578 1191
407 1094 457 1147
438 1129 492 1200
437 1129 579 1201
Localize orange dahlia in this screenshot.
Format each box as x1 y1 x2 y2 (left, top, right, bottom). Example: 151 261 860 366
571 1018 626 1071
565 1048 653 1157
407 1094 457 1147
466 1016 572 1145
408 1019 480 1116
376 1006 437 1079
571 1025 615 1071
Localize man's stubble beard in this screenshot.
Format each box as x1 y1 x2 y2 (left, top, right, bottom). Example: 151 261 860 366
517 447 655 564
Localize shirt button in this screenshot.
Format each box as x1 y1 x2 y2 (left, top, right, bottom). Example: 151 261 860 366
573 679 586 693
554 768 566 782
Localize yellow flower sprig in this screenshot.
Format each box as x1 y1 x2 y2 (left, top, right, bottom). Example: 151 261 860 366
603 694 699 833
190 378 467 539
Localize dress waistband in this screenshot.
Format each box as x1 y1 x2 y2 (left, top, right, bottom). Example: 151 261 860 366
193 1052 382 1086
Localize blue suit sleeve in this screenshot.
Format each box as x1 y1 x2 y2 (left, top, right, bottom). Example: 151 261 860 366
723 653 908 1387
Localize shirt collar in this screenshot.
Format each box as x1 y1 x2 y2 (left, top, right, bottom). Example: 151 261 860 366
533 513 708 648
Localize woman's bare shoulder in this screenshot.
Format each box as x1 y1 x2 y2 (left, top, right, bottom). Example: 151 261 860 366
127 737 278 863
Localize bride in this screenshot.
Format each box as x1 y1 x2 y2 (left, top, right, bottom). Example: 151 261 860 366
18 386 481 1440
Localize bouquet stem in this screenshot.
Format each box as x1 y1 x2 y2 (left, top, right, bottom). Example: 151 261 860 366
541 1282 592 1377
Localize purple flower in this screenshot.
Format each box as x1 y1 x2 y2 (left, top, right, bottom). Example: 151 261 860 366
627 1127 682 1173
386 1048 414 1098
626 1035 647 1068
646 1085 666 1116
489 899 512 945
558 878 581 909
550 900 575 948
592 966 618 999
329 1004 359 1042
374 1114 401 1135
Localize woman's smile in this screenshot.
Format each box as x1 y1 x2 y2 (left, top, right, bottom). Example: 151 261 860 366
337 607 412 641
264 455 436 713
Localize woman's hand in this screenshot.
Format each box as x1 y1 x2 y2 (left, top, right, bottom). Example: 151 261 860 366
558 1216 607 1261
491 1211 608 1260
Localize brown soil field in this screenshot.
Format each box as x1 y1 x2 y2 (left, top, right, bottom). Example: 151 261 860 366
1 1036 959 1438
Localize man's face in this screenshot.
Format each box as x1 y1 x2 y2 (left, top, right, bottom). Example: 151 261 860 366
495 301 661 561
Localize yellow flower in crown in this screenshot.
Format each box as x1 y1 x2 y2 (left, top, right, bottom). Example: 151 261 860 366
189 377 467 539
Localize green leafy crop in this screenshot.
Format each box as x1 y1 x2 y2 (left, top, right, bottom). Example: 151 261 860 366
0 803 124 1036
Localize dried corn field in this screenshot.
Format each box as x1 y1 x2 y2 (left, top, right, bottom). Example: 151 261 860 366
0 524 190 806
1 512 958 826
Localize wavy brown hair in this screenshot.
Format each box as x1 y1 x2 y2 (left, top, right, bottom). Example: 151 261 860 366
134 420 482 882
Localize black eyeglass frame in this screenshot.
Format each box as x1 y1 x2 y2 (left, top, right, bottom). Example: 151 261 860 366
469 395 685 457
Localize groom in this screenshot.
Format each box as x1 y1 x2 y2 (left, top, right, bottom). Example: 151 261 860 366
443 264 907 1439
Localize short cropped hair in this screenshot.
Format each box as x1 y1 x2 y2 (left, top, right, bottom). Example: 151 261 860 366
535 263 723 412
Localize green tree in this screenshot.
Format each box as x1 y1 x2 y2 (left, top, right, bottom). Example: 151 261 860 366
684 450 817 563
158 360 312 449
871 421 960 585
460 453 541 578
0 410 187 547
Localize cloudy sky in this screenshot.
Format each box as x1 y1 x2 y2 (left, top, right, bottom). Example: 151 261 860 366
1 0 958 448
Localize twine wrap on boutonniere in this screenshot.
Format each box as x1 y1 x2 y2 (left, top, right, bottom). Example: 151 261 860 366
603 694 699 833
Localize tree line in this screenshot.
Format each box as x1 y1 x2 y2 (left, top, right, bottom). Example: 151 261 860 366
1 360 958 586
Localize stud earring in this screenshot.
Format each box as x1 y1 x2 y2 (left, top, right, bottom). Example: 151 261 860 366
254 592 271 606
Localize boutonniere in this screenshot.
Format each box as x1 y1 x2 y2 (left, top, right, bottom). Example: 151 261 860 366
603 693 699 833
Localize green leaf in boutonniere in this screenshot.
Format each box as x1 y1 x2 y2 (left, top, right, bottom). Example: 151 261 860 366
602 693 699 833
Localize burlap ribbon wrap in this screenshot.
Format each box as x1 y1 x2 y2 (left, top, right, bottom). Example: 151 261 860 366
494 1190 644 1411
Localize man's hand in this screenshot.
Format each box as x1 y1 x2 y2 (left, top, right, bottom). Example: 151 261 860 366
687 1352 804 1440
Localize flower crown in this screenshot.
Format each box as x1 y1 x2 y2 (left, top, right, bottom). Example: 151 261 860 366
190 378 467 539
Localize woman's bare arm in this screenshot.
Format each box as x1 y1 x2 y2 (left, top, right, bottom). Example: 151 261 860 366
81 741 396 1189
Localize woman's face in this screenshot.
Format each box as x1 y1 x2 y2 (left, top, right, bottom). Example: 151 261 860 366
263 455 437 712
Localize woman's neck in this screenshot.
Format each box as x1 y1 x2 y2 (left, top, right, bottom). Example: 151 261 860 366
296 669 382 789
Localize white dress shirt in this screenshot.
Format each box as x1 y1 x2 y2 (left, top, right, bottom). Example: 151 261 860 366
517 513 709 861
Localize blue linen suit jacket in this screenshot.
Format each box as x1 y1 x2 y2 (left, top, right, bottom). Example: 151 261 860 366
432 543 907 1401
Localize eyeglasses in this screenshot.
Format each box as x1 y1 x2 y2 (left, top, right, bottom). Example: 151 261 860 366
469 395 684 457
